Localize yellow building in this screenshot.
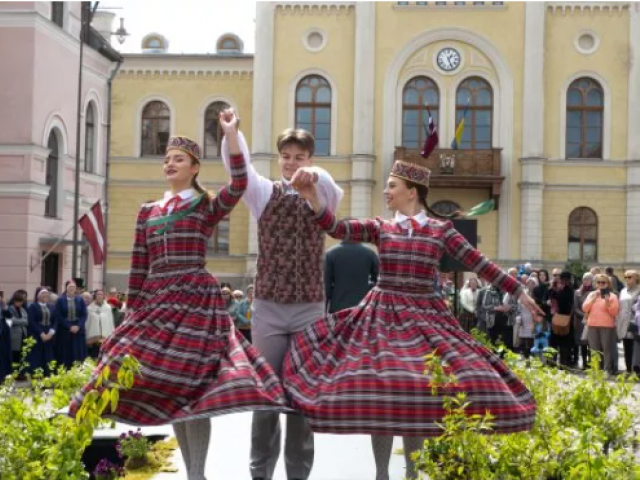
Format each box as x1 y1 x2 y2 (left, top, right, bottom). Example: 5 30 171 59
106 2 640 289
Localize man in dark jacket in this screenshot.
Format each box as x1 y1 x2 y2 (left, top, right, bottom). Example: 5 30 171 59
0 291 13 380
325 240 379 314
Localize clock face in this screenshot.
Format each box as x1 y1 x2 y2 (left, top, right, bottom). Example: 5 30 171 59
436 48 461 72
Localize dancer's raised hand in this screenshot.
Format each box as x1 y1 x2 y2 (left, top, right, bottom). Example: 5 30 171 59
219 108 240 135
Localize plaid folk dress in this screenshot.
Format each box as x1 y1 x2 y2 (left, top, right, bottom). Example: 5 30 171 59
283 210 537 437
69 154 289 425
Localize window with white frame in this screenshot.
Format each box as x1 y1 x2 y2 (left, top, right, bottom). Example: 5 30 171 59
204 101 230 158
402 76 439 151
141 101 170 156
568 207 598 262
455 77 493 150
209 216 229 254
84 103 96 173
566 77 603 159
295 75 332 156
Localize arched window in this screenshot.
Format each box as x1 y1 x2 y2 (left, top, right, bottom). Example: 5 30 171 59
455 77 493 149
209 216 229 254
216 34 244 54
204 101 230 158
402 76 439 150
295 75 331 156
568 207 598 261
84 103 96 173
431 200 461 216
566 77 604 159
222 39 238 49
45 132 59 218
141 101 170 156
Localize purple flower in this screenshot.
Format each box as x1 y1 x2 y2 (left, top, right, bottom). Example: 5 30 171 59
93 458 124 478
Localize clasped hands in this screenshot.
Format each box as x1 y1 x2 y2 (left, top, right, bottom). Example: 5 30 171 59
291 168 319 200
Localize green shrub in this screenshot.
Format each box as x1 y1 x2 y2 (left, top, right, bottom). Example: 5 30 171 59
414 333 640 480
0 341 140 479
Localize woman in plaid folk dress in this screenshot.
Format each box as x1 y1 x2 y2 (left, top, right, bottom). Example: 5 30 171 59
69 112 288 480
284 160 542 480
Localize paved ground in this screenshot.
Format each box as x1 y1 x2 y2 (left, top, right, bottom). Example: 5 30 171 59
149 412 409 480
143 344 638 480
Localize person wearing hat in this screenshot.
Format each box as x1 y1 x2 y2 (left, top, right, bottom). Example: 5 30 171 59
547 270 576 367
26 287 57 376
69 110 289 480
220 117 343 480
285 160 543 480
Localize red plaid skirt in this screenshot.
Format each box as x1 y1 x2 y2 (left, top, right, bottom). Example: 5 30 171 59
283 287 536 436
69 266 289 425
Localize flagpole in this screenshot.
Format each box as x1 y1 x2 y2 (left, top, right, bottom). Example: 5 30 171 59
30 224 77 272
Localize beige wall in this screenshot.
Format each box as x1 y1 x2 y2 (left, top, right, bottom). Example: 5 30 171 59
106 2 639 286
107 69 254 280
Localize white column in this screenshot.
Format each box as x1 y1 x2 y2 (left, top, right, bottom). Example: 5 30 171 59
248 2 275 255
627 161 640 263
628 3 640 160
521 2 545 158
519 2 546 261
519 159 545 262
350 2 376 218
352 2 375 156
251 1 275 156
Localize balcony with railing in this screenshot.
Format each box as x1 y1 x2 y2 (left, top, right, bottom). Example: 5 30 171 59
394 147 505 202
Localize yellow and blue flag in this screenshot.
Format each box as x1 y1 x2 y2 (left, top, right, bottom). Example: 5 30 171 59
451 102 470 150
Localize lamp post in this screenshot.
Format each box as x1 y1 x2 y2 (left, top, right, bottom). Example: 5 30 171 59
71 3 128 280
71 1 91 280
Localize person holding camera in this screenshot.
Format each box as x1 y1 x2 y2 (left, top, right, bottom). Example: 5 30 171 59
583 274 620 374
616 271 640 374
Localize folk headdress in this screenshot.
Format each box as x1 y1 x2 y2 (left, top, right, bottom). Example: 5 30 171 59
166 136 201 162
390 160 431 188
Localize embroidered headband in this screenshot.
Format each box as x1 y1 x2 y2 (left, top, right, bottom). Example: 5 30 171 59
166 136 201 162
390 160 431 187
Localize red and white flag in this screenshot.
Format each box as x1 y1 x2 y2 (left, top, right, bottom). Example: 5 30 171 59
420 107 439 159
79 201 105 265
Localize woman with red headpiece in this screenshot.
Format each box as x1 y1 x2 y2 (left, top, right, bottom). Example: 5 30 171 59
285 160 544 480
69 110 288 480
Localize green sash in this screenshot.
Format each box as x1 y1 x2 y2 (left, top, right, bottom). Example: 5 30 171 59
148 195 205 235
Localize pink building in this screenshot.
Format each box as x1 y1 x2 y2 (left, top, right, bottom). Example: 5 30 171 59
0 2 121 298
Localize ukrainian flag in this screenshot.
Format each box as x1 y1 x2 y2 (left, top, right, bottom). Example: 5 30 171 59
451 102 470 150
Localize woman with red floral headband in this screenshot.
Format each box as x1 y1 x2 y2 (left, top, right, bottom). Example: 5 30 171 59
69 111 288 480
285 160 543 480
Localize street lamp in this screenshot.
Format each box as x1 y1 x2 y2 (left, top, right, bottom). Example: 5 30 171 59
71 3 128 281
113 17 129 44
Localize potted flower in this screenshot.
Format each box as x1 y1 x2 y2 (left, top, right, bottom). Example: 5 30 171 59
118 427 151 469
93 458 125 480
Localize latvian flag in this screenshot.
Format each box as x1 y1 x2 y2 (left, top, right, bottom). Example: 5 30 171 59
79 201 105 265
420 108 439 159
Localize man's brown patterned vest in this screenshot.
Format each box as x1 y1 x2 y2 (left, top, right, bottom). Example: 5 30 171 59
255 182 325 304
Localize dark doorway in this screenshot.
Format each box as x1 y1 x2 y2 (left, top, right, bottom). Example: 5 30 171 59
41 252 60 294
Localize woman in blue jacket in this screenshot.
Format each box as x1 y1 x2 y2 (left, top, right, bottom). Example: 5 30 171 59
27 287 57 376
55 280 87 368
0 294 12 380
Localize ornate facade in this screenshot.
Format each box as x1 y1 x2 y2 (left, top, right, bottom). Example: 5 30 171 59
106 1 640 289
